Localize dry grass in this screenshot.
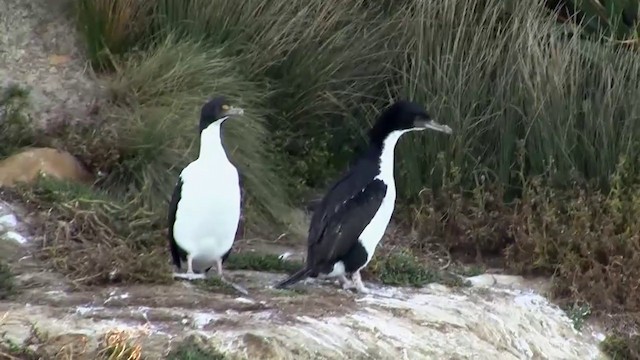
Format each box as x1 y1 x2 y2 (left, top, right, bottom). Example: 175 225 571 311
97 329 144 360
2 177 172 287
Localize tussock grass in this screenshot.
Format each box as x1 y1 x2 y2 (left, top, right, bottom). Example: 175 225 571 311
75 0 151 70
75 0 405 193
64 38 299 236
392 0 640 198
5 177 172 286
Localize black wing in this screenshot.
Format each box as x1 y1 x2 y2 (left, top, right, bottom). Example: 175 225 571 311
306 158 387 270
167 178 187 268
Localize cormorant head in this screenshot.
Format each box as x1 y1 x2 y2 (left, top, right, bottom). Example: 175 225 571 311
199 96 244 133
368 100 452 145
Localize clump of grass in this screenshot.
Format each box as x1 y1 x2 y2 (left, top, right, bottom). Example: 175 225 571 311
0 83 35 157
0 261 15 300
167 336 226 360
392 0 640 199
7 177 172 286
601 333 640 360
368 249 469 288
225 252 303 273
97 329 144 360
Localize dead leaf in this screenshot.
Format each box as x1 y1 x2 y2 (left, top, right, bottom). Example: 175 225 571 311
49 54 71 65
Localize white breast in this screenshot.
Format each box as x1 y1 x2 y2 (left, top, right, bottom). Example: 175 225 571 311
357 130 408 267
173 123 241 265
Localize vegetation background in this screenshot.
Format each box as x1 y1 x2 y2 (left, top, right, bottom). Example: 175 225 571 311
2 0 640 358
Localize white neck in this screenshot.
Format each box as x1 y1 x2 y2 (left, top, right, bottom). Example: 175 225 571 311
198 120 229 162
376 129 410 183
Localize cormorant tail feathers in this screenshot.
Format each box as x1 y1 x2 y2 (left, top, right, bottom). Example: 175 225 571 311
274 267 313 289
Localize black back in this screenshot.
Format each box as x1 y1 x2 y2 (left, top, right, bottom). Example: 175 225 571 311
199 96 230 134
304 100 431 272
305 153 388 274
167 178 186 268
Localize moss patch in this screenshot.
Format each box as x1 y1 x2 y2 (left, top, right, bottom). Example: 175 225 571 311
225 252 303 273
166 336 226 360
368 249 470 288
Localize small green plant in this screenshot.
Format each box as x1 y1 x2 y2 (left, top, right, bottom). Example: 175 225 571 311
0 261 15 300
566 303 592 331
225 252 303 273
166 336 226 360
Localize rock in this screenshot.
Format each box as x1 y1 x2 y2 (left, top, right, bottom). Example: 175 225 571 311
0 0 100 126
0 147 93 187
3 231 27 245
0 274 608 359
0 214 17 228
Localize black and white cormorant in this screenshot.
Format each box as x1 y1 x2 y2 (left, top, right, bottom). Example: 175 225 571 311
275 100 453 293
167 96 248 294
